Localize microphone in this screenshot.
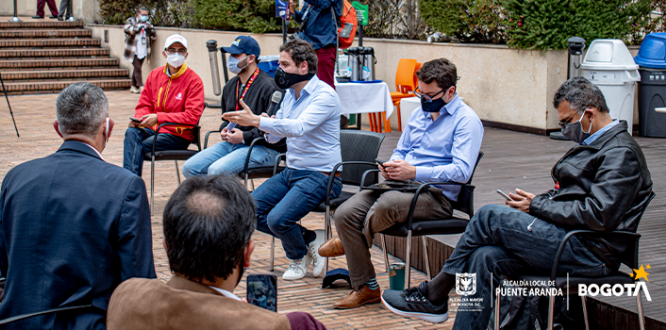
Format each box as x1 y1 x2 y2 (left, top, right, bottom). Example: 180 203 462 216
267 91 283 117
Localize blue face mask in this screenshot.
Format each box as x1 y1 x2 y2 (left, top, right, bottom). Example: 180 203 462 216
227 55 249 75
139 15 149 22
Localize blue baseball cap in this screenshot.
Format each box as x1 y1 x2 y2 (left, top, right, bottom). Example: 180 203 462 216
222 36 261 58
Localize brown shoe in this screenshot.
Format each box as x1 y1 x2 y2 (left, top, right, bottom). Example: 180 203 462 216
318 237 345 257
334 285 381 309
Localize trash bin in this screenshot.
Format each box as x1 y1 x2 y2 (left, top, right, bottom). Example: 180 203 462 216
634 33 666 137
257 55 280 78
580 39 640 135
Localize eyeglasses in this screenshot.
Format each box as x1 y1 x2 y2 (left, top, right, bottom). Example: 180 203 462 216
414 87 445 102
558 108 592 128
166 48 187 55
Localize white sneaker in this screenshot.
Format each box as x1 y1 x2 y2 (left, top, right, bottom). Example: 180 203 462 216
283 256 310 281
129 86 139 94
308 230 326 278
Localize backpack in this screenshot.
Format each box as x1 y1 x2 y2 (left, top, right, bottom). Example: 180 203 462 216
335 0 357 49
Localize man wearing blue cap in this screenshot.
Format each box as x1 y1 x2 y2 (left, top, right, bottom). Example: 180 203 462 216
183 36 286 178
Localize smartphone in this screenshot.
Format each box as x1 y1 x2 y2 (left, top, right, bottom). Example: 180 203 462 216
129 117 142 123
226 122 237 131
497 189 514 202
375 158 386 169
340 22 353 39
246 274 277 312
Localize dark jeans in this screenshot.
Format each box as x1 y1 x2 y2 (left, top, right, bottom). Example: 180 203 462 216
58 0 70 18
122 127 190 176
335 188 452 288
441 205 610 330
252 168 342 260
131 55 145 88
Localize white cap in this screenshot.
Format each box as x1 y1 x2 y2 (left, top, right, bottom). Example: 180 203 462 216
164 34 188 50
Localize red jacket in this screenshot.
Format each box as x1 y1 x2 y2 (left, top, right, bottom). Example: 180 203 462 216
135 63 204 141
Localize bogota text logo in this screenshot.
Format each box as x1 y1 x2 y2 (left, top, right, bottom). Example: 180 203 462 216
579 265 652 301
456 273 477 296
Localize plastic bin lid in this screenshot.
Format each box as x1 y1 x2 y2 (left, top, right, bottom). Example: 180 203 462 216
635 33 666 69
258 55 280 61
580 39 638 70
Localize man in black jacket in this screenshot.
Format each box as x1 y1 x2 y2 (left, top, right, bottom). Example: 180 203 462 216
183 36 286 178
380 77 653 329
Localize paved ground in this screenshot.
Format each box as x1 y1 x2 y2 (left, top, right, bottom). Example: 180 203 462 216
0 91 453 329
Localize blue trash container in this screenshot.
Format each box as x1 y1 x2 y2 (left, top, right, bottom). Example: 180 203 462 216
258 55 280 78
635 33 666 137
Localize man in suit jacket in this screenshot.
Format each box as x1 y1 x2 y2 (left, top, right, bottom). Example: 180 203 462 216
107 175 326 330
0 82 156 329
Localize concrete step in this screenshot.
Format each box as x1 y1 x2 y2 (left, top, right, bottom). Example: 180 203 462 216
0 38 101 48
0 79 132 95
0 48 110 58
0 58 118 69
0 29 91 38
0 21 83 29
0 69 129 81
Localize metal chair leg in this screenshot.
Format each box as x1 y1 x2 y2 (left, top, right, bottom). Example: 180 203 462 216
405 230 412 288
174 160 181 184
381 234 390 273
250 179 255 191
324 205 331 274
581 295 590 330
547 295 555 330
421 236 431 280
244 173 249 189
637 289 646 330
495 282 501 329
150 156 155 216
270 236 275 272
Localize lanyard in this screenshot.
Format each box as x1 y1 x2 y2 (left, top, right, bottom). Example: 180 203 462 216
235 68 260 110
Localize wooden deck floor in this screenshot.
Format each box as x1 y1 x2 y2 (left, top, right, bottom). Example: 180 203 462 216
377 127 666 325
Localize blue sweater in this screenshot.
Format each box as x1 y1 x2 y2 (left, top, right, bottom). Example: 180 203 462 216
295 0 342 49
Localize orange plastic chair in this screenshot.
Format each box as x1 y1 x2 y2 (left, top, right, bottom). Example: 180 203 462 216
389 59 419 131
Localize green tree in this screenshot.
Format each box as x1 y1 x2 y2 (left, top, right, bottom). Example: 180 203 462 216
420 0 507 43
192 0 281 34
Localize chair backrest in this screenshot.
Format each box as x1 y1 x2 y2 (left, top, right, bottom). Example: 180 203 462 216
619 191 656 270
339 130 385 186
451 151 484 217
395 59 418 94
191 126 202 151
412 62 422 89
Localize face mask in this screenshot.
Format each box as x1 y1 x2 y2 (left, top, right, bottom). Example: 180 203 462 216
274 68 315 89
166 53 185 69
420 88 451 112
139 15 149 22
104 117 110 149
561 110 593 143
227 56 249 75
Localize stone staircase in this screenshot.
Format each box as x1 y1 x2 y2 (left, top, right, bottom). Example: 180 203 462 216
0 18 131 95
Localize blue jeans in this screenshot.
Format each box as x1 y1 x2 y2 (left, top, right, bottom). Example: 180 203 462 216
442 205 610 330
252 168 342 260
123 127 191 176
181 141 280 178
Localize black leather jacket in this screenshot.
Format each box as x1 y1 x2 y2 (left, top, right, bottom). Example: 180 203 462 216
529 121 653 269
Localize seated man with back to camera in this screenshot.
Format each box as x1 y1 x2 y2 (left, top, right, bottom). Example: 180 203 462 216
380 77 653 329
107 175 326 329
0 82 156 329
317 58 484 309
123 34 205 176
223 39 342 281
182 36 286 178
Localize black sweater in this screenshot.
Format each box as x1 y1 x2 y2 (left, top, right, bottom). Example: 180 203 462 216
219 70 287 152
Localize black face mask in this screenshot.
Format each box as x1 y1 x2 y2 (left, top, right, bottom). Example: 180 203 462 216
421 97 448 112
274 67 315 89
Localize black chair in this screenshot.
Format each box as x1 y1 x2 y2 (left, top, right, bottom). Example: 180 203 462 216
495 192 655 330
269 130 385 272
144 122 201 215
0 305 96 326
375 151 484 288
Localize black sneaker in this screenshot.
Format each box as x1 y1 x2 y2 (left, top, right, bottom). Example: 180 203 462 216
381 281 449 323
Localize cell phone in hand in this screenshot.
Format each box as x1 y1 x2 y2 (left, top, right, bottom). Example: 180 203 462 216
226 122 237 131
246 274 277 312
130 117 142 123
497 189 514 202
375 158 386 169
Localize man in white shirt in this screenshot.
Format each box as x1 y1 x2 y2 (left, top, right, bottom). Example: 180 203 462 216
123 6 156 94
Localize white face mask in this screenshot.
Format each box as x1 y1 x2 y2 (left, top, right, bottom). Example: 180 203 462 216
166 53 185 69
104 117 110 148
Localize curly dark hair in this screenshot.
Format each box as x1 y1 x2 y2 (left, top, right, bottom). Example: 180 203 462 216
416 58 458 90
279 39 318 74
553 77 609 114
163 175 256 283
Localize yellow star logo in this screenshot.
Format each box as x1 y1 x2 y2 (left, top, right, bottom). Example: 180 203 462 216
633 265 651 282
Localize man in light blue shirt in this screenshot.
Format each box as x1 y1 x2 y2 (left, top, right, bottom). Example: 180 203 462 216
223 39 342 282
316 58 483 309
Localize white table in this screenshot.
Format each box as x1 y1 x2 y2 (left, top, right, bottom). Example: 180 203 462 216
335 81 394 132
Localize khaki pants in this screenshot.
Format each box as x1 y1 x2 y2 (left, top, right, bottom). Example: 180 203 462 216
334 188 453 288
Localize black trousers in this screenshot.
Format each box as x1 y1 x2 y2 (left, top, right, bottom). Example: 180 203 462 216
131 55 145 87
